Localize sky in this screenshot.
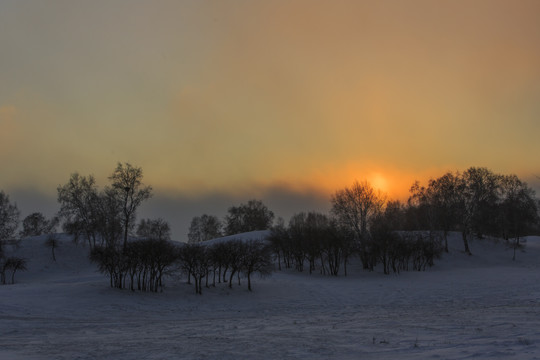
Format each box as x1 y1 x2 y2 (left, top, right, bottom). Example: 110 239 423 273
1 0 540 240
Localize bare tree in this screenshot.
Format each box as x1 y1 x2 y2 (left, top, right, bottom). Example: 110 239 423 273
137 218 171 241
224 200 274 235
45 235 60 262
93 188 124 247
108 163 152 251
331 180 385 269
1 257 27 284
408 173 461 253
0 191 20 251
224 240 246 288
20 213 59 238
499 174 539 260
188 214 222 243
57 173 101 248
456 167 500 255
241 240 273 291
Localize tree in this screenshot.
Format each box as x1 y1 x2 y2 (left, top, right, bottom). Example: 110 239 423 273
427 173 461 252
408 173 461 253
268 218 289 271
93 188 124 248
499 175 539 260
108 163 153 251
90 238 178 292
188 214 222 243
45 235 60 262
0 191 20 241
241 240 273 291
177 243 204 287
0 191 20 261
190 245 209 295
331 180 385 269
20 213 59 238
456 167 501 255
224 240 247 288
1 257 27 284
57 173 101 248
224 200 274 235
137 218 171 241
369 211 399 275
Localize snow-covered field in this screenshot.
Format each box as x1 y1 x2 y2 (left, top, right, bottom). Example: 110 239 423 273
1 233 539 360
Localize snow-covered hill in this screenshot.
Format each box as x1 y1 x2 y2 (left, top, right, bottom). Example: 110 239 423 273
1 233 539 359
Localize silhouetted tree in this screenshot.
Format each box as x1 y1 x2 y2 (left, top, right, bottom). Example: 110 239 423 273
455 167 500 255
45 235 60 262
427 173 461 252
57 173 101 248
224 200 274 235
90 239 178 292
370 212 399 275
241 240 273 291
268 218 289 270
20 213 59 238
224 240 247 288
331 180 385 269
287 212 310 272
93 188 124 247
108 162 153 252
208 241 230 284
0 191 20 254
137 218 171 241
499 174 539 260
1 257 27 284
190 245 209 294
188 214 222 243
177 243 202 286
408 173 461 253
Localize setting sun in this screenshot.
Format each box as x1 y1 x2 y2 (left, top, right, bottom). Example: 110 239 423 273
369 173 389 194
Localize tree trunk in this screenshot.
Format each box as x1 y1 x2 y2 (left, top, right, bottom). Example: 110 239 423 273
462 230 472 255
228 270 235 288
123 223 129 253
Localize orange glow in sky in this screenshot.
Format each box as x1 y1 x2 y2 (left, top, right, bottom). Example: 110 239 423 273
1 1 540 234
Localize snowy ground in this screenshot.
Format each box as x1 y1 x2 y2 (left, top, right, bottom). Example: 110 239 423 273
1 234 539 360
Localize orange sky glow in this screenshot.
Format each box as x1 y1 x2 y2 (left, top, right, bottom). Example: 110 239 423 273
1 1 540 237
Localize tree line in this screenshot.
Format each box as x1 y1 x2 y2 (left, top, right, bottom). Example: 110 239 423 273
406 167 539 259
54 162 273 293
187 199 275 243
1 164 538 289
189 167 538 276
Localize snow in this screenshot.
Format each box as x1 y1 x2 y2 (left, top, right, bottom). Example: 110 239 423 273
1 233 539 359
201 230 270 246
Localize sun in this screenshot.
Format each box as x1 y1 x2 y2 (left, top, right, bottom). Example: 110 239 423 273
370 173 389 193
